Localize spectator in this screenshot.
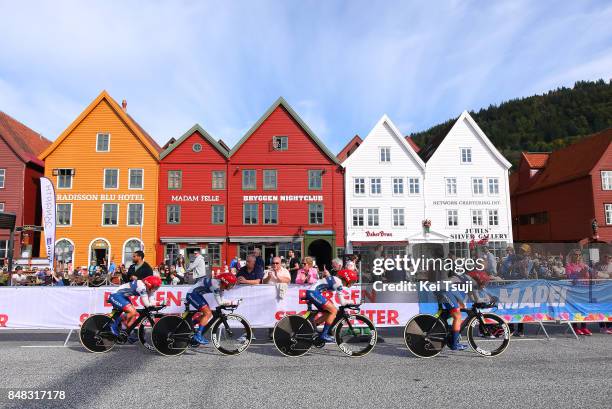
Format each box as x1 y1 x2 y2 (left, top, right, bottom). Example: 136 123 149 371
237 255 264 285
482 246 497 276
88 260 97 277
565 250 593 336
295 257 318 284
128 250 153 281
551 257 565 278
52 270 65 286
287 250 300 283
11 266 26 286
167 271 180 285
323 257 343 277
229 256 241 270
253 248 265 271
176 254 186 275
187 250 209 281
593 254 612 279
264 256 291 338
108 258 116 275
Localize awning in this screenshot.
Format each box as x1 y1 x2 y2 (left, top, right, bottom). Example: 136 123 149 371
229 236 303 243
160 237 226 243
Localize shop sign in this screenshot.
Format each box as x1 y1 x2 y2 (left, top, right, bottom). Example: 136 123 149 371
432 199 502 206
365 230 393 237
170 195 220 202
243 195 324 202
56 193 145 201
449 228 508 240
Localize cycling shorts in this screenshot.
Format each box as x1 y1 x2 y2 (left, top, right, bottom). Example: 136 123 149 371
438 290 462 312
108 293 131 311
186 291 209 310
305 290 328 309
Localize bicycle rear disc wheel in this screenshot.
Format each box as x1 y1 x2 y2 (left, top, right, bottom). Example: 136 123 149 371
272 315 314 357
334 314 377 357
466 313 510 357
151 315 192 356
404 314 447 358
80 314 116 353
138 315 157 352
210 314 253 356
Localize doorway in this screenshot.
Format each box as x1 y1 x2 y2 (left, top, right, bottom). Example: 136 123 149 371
263 245 276 267
307 239 333 271
89 239 110 267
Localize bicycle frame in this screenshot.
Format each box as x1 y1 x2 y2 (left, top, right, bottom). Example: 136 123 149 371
105 307 157 340
430 303 497 339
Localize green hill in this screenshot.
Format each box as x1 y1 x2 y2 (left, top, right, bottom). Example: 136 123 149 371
410 79 612 166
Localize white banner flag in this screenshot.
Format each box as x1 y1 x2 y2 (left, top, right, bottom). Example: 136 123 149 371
40 177 56 268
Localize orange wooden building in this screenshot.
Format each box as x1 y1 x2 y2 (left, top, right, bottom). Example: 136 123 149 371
39 91 161 270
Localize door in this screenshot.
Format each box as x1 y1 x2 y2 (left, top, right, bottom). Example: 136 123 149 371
263 245 276 267
307 239 333 271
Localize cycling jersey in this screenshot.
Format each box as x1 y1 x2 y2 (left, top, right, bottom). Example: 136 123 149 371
305 276 351 309
185 277 224 310
108 280 155 311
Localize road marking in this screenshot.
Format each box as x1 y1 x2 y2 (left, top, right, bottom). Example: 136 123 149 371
20 345 138 348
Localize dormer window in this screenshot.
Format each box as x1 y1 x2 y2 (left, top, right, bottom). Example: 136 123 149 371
97 133 110 152
460 147 472 164
273 136 288 150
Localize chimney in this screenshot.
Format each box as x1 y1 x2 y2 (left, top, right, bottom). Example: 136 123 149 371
121 99 127 112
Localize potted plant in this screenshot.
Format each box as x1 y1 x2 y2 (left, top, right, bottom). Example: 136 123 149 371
422 219 431 233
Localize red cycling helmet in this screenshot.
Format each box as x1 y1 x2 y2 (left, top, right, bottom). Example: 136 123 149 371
217 273 237 288
337 269 358 285
143 275 162 289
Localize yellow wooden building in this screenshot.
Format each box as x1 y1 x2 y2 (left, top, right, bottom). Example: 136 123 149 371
39 91 161 269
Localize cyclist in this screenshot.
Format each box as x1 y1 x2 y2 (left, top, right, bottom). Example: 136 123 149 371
108 275 162 337
304 269 358 343
185 273 238 345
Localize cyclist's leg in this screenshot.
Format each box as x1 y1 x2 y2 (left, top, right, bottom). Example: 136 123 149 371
440 291 466 351
108 294 132 335
186 291 211 344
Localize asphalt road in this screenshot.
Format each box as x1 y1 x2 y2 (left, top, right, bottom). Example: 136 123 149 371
0 329 610 409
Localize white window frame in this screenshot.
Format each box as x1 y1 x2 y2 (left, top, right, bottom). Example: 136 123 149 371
96 133 111 152
57 168 73 190
488 177 499 195
103 168 119 190
0 169 5 189
488 209 499 226
460 147 472 164
471 209 483 226
0 202 4 212
392 177 404 195
408 177 420 195
605 204 612 225
447 209 459 227
370 177 382 196
379 147 391 163
392 208 405 227
56 203 73 227
126 203 144 226
272 135 288 151
128 168 144 190
101 203 119 227
472 177 484 195
367 208 379 227
353 177 365 195
601 171 612 191
352 208 364 227
445 177 457 196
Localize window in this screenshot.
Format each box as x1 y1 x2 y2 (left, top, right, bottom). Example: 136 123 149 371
102 204 119 226
606 204 612 225
393 208 405 227
0 240 7 260
96 133 110 152
488 209 499 226
380 147 391 162
127 203 143 226
308 170 323 190
168 171 182 190
263 203 278 224
273 136 288 150
57 169 73 189
472 177 484 195
445 177 457 195
0 203 4 212
367 208 379 227
460 147 472 163
212 205 225 224
370 178 381 195
129 169 144 189
518 211 549 225
167 205 181 224
192 143 202 152
0 169 5 188
471 209 483 226
488 178 499 195
354 178 365 195
55 239 73 265
408 177 420 194
212 171 226 190
123 239 143 267
309 203 324 224
447 210 458 227
104 169 119 189
242 170 256 190
392 178 404 195
57 203 72 226
352 208 364 227
243 203 258 224
602 171 612 190
208 243 221 266
263 170 277 190
165 243 180 265
279 242 301 260
449 241 469 258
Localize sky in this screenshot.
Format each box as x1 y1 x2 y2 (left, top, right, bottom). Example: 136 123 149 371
0 0 611 153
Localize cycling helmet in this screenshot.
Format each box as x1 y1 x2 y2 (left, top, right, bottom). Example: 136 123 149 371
143 275 162 289
337 269 358 285
217 273 237 288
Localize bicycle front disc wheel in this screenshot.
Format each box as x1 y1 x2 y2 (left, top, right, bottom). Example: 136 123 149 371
404 314 447 358
272 315 314 357
210 314 253 356
466 313 510 357
151 315 192 356
334 314 377 357
80 314 116 353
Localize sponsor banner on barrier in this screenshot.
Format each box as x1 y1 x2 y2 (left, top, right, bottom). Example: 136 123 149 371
0 285 419 330
418 279 612 323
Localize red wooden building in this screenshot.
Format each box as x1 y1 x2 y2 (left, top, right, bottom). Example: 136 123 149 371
0 111 51 261
226 98 345 269
510 128 612 242
157 124 229 266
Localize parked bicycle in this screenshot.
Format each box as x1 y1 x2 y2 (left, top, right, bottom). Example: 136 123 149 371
404 300 510 358
151 299 252 356
272 298 377 357
80 304 166 353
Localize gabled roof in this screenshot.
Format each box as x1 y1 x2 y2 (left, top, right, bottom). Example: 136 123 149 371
0 110 51 167
417 111 512 169
39 90 161 160
515 128 612 194
160 124 229 160
337 135 362 162
228 97 340 165
523 152 549 169
404 136 420 153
